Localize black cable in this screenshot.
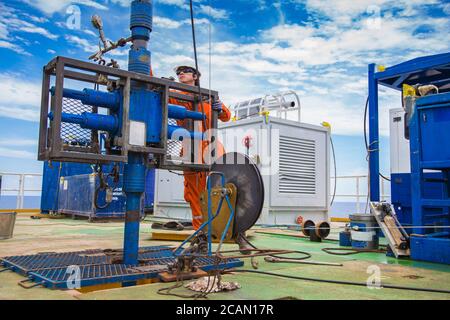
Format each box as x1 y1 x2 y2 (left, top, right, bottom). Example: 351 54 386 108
94 165 110 210
330 136 337 206
237 233 311 261
189 0 208 134
322 247 386 255
363 96 391 182
225 269 450 295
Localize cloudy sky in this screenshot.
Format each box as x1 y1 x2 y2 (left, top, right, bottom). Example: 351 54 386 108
0 0 449 195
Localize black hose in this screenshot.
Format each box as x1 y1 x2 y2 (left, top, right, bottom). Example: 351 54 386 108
363 96 391 182
330 136 337 206
225 269 450 295
322 247 386 255
94 185 109 210
189 0 208 133
238 233 311 260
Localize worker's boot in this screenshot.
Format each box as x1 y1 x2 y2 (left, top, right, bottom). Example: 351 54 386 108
236 233 253 255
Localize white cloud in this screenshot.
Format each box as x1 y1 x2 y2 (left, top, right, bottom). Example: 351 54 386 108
21 0 108 15
0 41 31 56
153 16 184 29
0 147 36 159
158 0 188 8
0 73 41 122
0 22 9 39
198 4 228 20
65 35 98 53
17 25 58 40
302 0 439 22
0 2 58 58
83 29 97 37
154 16 210 29
108 0 132 6
0 138 37 147
0 105 40 122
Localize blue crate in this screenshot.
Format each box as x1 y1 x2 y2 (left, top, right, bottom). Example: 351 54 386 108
391 173 446 227
40 161 155 217
416 92 450 163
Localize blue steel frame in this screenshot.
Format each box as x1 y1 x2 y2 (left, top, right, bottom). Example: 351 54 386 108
368 52 450 264
368 52 450 201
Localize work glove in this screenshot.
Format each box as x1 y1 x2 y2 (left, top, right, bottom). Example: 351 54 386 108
212 100 223 113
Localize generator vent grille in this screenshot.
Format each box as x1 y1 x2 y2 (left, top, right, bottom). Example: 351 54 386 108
279 135 316 194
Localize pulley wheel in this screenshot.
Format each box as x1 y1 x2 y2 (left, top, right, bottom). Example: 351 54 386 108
210 152 264 236
301 220 315 237
315 221 331 239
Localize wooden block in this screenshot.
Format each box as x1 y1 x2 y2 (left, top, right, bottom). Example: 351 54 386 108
151 229 255 242
159 269 208 282
384 216 404 247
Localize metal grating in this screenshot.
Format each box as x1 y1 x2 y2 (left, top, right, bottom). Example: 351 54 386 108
61 97 93 147
28 255 243 289
28 263 167 289
1 246 243 289
279 135 316 194
167 118 182 157
1 246 172 276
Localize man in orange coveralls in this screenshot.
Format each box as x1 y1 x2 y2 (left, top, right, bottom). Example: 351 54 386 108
169 65 230 230
170 65 252 254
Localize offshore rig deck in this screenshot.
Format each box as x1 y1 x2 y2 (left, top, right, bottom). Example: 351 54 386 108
1 213 450 300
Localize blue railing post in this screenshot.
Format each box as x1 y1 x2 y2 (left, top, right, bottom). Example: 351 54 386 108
368 63 380 202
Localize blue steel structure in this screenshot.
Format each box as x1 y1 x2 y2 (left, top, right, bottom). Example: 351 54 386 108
368 52 450 264
32 0 237 289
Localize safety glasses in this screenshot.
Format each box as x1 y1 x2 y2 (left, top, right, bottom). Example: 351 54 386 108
176 68 196 75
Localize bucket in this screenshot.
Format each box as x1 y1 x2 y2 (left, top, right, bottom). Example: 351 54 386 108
349 214 379 250
0 212 17 240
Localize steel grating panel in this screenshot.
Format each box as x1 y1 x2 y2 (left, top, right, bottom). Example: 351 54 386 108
28 257 243 289
28 263 168 289
1 246 172 276
1 246 243 289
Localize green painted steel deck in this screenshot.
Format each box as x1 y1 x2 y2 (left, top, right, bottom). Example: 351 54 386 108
1 212 449 300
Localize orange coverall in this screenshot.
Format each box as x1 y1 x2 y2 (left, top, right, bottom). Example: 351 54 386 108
169 94 231 229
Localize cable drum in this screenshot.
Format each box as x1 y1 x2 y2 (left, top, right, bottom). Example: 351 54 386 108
209 152 265 236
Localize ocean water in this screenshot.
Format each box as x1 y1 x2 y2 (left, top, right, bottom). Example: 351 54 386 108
0 195 41 209
0 195 363 217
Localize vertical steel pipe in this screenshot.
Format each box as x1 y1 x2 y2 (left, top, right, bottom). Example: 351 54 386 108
123 0 153 267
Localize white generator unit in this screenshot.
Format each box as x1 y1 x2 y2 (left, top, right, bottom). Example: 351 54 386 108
153 91 330 225
389 108 411 175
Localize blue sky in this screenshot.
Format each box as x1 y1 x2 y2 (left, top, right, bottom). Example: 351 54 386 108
0 0 449 190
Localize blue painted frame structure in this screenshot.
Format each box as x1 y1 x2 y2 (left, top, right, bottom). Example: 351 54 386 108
368 52 450 264
368 52 450 201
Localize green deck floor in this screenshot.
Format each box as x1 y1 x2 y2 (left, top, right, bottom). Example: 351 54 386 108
1 213 450 300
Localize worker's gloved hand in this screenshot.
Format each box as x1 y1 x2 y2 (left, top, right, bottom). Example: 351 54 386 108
212 100 223 113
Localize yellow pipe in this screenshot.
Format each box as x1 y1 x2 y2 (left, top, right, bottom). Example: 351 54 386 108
330 217 350 223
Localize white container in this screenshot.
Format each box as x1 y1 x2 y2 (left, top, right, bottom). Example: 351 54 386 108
0 212 17 240
154 116 330 225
